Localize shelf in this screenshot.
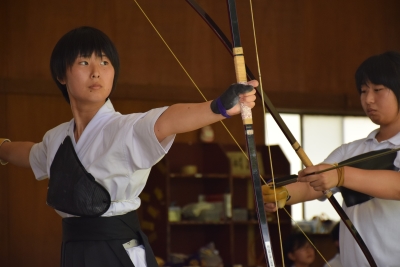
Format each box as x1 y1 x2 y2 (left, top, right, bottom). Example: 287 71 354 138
139 142 292 267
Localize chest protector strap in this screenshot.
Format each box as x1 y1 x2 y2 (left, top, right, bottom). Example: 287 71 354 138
340 148 397 207
47 136 111 217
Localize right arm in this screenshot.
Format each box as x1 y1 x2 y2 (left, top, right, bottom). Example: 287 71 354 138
0 140 34 168
263 143 348 212
262 181 324 212
286 181 324 204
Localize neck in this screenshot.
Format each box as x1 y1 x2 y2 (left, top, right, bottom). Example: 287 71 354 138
376 123 400 142
71 100 104 143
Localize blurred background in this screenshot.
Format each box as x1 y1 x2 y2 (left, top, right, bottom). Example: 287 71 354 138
1 0 400 266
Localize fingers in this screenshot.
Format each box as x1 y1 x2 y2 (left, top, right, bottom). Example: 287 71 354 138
239 88 256 98
297 164 338 191
237 80 258 97
297 164 326 181
246 79 259 88
239 80 257 107
239 89 256 107
211 80 258 117
264 202 278 213
262 185 288 209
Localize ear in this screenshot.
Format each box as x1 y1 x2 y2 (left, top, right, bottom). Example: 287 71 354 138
57 77 66 85
288 252 296 261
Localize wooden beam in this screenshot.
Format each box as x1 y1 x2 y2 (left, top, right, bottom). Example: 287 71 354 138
0 78 364 115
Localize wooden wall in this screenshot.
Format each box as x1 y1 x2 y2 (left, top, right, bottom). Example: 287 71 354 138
1 1 400 266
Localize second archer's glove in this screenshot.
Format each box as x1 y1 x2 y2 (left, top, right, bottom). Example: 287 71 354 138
262 185 289 209
210 83 254 117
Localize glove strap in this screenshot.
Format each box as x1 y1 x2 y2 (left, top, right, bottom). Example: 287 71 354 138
0 138 11 165
215 98 231 118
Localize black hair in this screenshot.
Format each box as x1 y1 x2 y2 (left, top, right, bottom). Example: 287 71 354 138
355 51 400 106
50 26 120 103
283 232 312 266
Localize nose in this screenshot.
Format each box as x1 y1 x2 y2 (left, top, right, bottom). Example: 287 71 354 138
91 65 100 78
364 89 374 104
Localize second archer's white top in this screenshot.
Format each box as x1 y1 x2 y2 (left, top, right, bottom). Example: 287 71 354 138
324 129 400 267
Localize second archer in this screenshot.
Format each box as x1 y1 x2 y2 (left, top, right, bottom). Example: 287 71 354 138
263 50 400 267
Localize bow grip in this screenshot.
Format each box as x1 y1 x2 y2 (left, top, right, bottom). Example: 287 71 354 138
232 47 253 125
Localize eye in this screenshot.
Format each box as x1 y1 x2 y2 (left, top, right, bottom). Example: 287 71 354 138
100 60 109 66
360 85 368 94
79 61 89 66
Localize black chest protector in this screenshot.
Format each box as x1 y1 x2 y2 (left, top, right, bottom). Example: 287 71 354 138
339 148 398 207
47 136 111 217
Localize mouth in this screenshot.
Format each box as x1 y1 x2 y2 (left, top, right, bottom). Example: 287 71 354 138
366 108 377 115
89 84 102 90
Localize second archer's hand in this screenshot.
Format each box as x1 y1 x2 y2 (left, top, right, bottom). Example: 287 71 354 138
297 163 341 191
262 185 289 212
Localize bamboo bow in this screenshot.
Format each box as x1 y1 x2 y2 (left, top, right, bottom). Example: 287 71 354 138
133 0 377 266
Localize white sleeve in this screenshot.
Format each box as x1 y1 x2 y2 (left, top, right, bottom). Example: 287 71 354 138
124 107 175 169
29 136 49 180
323 145 347 164
28 122 71 180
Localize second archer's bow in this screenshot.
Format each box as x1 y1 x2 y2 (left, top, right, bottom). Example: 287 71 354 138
185 1 377 267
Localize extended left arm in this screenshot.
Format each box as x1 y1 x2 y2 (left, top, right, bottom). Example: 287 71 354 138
154 80 258 142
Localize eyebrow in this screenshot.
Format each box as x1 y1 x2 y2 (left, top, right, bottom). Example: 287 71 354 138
78 53 108 58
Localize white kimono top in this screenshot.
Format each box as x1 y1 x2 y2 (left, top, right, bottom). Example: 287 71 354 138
29 99 175 218
30 99 175 266
324 129 400 267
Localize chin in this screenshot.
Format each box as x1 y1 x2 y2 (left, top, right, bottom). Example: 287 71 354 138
367 116 380 125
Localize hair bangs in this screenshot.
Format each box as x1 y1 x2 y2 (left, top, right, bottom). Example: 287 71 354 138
64 28 117 69
355 52 400 95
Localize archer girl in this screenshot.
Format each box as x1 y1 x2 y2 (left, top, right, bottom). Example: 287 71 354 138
263 50 400 266
0 26 258 267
